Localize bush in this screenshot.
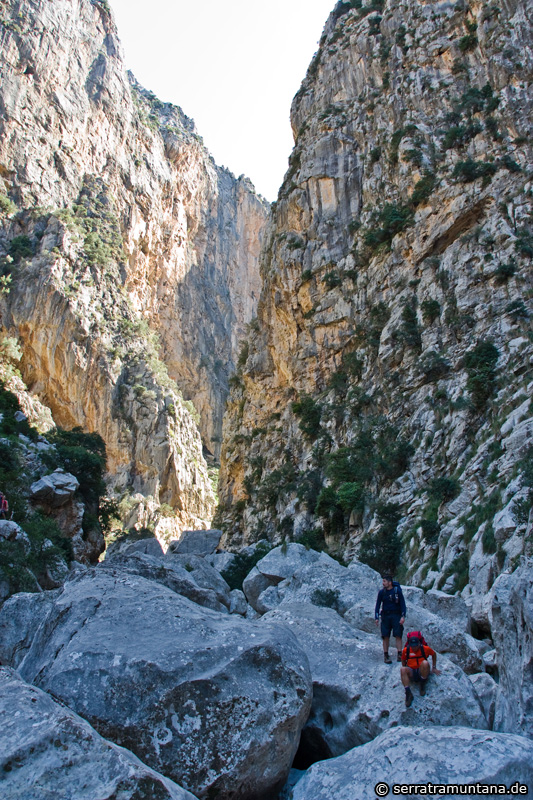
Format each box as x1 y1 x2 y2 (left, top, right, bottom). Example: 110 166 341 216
364 204 414 251
411 173 436 206
421 299 441 324
494 260 516 284
443 123 482 150
420 351 450 382
311 587 340 608
464 340 499 409
453 159 497 185
221 541 272 591
292 394 322 440
396 303 422 352
42 427 106 506
8 235 34 262
359 502 402 574
0 194 16 216
428 476 460 504
323 271 342 290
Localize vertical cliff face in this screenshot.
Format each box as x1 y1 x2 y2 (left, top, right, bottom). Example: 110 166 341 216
0 0 268 541
219 0 533 620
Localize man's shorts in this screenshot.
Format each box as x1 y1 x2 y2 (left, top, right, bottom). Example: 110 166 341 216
380 613 404 639
407 667 422 682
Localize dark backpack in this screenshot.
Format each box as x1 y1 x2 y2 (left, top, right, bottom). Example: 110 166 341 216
405 630 428 662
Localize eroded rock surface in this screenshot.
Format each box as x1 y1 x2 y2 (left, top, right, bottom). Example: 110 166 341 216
0 667 195 800
1 569 312 799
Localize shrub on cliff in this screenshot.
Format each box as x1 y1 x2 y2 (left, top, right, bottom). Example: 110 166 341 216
464 340 499 409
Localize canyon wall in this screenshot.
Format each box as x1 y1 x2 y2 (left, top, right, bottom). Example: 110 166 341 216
0 0 268 540
218 0 533 624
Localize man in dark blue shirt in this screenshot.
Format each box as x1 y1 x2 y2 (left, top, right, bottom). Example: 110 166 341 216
375 574 406 663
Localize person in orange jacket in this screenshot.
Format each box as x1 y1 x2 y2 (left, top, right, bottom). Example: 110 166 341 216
401 632 441 707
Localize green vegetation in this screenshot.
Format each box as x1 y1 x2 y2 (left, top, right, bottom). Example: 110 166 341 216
8 235 34 263
427 476 460 504
0 385 110 596
292 394 322 440
464 340 499 410
311 587 340 608
421 299 441 324
419 351 450 382
453 158 497 185
396 302 422 352
364 203 414 251
494 260 516 284
458 21 478 53
411 173 436 206
359 502 402 574
0 194 16 216
220 541 272 591
323 271 342 290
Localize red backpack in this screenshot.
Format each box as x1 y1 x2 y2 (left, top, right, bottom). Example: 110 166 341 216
405 630 428 660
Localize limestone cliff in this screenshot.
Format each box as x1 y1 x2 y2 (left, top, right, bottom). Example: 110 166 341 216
0 0 267 541
218 0 533 627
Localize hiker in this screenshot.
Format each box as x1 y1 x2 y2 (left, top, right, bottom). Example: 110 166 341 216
375 574 406 663
401 631 441 707
0 491 8 519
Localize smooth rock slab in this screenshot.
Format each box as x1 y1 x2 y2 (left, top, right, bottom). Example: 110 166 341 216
292 727 533 800
5 569 312 800
99 552 227 612
168 528 222 555
0 667 195 800
262 603 487 762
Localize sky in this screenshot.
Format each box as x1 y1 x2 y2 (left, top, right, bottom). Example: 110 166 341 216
108 0 336 201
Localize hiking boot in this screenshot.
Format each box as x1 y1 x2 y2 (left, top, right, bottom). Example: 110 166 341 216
397 652 402 662
384 652 392 664
405 688 413 708
420 679 427 696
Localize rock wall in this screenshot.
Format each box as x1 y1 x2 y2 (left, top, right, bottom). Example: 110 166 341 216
0 0 268 537
218 0 533 620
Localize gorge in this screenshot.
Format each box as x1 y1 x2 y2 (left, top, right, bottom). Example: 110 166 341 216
0 0 532 798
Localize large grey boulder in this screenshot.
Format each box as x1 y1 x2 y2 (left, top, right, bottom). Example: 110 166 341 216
30 469 79 508
255 555 381 617
166 552 231 607
0 520 31 551
469 672 498 730
292 726 533 800
243 566 277 610
99 552 228 612
0 667 195 800
105 535 164 560
490 559 533 737
424 588 471 632
262 602 487 763
255 543 323 581
167 528 222 556
2 569 312 799
0 590 59 668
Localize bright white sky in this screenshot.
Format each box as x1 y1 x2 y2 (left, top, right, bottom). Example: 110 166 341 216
109 0 335 201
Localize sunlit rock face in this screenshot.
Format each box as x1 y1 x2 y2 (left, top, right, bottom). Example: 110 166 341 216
218 0 533 615
0 0 268 537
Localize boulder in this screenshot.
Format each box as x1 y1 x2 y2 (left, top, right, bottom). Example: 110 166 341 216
254 543 323 581
0 520 31 552
0 667 195 800
205 551 237 574
229 588 248 615
0 590 59 668
254 555 381 617
262 602 487 764
30 469 79 508
105 535 164 560
3 569 312 800
167 529 222 556
292 726 533 800
165 553 231 607
469 672 498 729
243 565 277 610
424 588 471 632
98 552 228 612
490 559 533 737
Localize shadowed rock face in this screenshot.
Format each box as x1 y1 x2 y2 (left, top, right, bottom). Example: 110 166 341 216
218 0 533 611
0 569 312 800
291 725 533 800
0 667 196 800
0 0 268 535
